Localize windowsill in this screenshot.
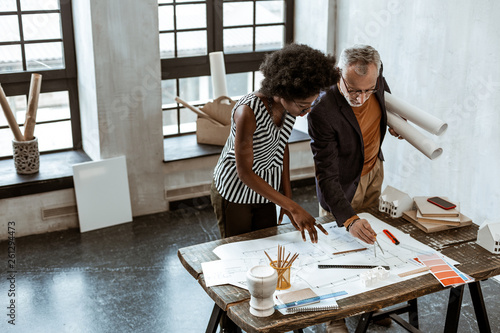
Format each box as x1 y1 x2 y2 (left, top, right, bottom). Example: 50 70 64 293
163 128 311 162
0 129 309 200
0 150 92 199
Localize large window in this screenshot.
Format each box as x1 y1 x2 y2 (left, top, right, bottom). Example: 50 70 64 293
0 0 79 158
159 0 293 137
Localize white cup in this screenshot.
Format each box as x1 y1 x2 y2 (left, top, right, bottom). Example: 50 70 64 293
246 265 278 317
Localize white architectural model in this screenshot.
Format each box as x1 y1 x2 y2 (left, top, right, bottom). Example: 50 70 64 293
476 222 500 254
360 266 390 287
379 185 413 218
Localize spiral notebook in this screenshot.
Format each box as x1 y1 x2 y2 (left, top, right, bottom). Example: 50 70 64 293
275 288 344 314
286 297 339 313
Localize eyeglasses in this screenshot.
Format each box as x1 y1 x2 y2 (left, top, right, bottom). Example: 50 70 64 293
292 99 314 115
341 75 377 97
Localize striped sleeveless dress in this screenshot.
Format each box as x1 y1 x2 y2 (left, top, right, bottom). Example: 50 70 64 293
213 93 296 204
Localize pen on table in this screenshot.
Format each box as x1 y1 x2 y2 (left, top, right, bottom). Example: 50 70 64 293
383 229 400 245
333 248 368 255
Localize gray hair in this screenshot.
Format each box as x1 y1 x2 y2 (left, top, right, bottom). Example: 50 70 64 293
338 44 381 75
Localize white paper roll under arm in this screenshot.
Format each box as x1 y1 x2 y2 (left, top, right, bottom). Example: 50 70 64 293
385 93 447 136
386 111 443 160
209 51 228 99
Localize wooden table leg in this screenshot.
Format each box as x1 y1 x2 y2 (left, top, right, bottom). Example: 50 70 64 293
355 312 373 333
468 281 491 333
206 303 223 333
444 285 464 333
408 298 419 328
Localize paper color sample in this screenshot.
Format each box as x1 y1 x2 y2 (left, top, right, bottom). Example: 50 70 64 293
73 156 133 232
417 252 472 287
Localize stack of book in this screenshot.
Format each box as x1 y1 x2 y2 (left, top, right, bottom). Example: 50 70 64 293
403 196 472 233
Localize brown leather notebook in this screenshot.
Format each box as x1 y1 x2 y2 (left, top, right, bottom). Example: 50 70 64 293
276 288 319 305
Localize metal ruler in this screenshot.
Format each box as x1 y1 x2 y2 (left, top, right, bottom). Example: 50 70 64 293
318 264 390 270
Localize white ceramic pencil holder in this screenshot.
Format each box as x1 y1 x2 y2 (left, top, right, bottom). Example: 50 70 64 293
246 265 278 317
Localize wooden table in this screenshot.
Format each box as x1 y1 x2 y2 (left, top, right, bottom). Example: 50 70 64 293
178 208 500 333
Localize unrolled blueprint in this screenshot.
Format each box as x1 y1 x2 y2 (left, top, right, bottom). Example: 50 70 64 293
212 213 458 300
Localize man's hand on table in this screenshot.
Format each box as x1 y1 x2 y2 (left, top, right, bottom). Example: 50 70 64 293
349 218 377 244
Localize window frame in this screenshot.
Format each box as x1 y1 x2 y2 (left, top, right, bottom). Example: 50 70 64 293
160 0 294 137
0 0 81 158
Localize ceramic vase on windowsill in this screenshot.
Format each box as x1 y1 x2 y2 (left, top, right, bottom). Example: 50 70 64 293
12 136 39 174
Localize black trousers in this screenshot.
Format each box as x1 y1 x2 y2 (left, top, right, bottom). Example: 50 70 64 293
210 180 277 238
210 180 277 332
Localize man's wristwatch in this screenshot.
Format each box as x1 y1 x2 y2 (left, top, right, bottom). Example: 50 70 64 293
346 218 361 232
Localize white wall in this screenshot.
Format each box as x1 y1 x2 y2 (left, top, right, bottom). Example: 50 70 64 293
73 0 167 216
294 0 336 133
335 0 500 224
294 0 335 54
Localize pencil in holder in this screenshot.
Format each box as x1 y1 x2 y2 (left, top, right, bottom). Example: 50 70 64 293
12 137 39 174
270 260 291 290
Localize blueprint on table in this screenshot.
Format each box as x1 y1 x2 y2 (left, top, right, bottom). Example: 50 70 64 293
213 213 458 300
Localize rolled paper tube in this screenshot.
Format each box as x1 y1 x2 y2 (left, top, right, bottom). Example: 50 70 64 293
385 93 448 136
174 96 225 126
0 83 25 141
386 111 443 160
24 73 43 140
209 51 228 99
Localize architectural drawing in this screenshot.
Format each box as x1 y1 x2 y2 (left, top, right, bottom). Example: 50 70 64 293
213 213 458 301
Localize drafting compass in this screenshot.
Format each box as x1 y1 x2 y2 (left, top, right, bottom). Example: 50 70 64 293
374 238 385 258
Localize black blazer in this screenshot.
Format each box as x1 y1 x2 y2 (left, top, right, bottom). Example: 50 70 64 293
308 69 391 226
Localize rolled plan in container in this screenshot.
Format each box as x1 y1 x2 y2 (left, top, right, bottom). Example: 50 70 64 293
24 73 42 140
386 111 443 160
385 93 447 136
209 51 228 99
0 83 24 141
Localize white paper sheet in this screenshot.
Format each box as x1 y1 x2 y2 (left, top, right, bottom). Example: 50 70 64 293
385 93 448 136
209 51 228 99
212 213 458 302
201 258 264 288
386 111 443 160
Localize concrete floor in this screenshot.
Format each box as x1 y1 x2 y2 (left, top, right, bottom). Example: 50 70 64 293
1 184 499 333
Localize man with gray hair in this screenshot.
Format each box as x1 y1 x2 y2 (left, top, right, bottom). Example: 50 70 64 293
308 44 400 331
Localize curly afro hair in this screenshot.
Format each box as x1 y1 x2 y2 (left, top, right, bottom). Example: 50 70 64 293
259 43 339 100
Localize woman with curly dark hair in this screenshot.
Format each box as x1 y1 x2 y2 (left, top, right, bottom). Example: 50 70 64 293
211 44 339 246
